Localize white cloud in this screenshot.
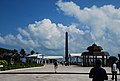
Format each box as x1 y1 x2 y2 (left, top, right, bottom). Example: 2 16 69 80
56 1 120 55
0 19 89 55
0 36 5 44
56 1 120 37
18 28 30 38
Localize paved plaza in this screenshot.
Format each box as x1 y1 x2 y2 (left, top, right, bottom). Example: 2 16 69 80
0 64 120 81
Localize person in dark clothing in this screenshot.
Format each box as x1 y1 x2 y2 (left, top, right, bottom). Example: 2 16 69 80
117 60 120 73
54 61 58 73
89 60 108 81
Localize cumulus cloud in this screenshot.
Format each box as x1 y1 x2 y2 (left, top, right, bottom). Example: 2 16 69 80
0 19 90 55
56 1 120 37
56 1 120 55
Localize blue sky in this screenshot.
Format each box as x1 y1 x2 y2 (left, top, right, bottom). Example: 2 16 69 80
0 0 120 56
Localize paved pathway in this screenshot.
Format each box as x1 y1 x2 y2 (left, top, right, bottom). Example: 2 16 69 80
0 64 120 81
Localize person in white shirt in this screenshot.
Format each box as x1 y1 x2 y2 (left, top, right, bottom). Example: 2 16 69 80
111 60 117 81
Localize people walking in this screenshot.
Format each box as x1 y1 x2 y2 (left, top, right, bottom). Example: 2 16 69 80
111 60 117 81
89 60 108 81
54 61 58 73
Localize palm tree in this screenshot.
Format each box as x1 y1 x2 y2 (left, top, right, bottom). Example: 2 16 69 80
20 49 26 63
30 50 35 55
20 49 26 58
12 49 20 63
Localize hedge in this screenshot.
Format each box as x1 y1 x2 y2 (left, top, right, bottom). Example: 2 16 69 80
0 63 44 71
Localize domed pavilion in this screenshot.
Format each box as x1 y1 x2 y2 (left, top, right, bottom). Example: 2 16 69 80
82 43 109 67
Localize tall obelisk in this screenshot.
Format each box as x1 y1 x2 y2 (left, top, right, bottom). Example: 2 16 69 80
65 32 68 62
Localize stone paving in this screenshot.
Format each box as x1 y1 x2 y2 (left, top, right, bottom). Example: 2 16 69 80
0 64 120 81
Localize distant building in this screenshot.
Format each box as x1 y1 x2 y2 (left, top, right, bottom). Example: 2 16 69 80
26 54 63 64
82 43 109 67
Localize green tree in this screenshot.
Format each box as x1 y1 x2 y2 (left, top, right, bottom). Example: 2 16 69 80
12 49 21 63
20 49 26 58
30 50 35 55
0 48 12 59
0 60 8 67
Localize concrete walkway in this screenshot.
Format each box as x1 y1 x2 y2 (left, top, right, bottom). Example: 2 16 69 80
0 64 119 81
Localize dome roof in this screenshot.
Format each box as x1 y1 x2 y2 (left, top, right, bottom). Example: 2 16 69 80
92 43 97 46
87 43 103 52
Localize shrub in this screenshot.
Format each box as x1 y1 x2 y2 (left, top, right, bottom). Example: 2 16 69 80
0 60 8 71
0 62 44 71
0 60 8 66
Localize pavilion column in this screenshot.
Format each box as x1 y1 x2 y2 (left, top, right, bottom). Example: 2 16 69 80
90 57 92 66
87 56 89 67
95 56 97 61
93 55 94 66
102 55 104 67
85 55 86 66
106 55 108 67
83 56 85 66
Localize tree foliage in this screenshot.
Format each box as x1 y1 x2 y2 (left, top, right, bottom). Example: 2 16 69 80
30 50 35 55
0 60 8 66
20 49 26 58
